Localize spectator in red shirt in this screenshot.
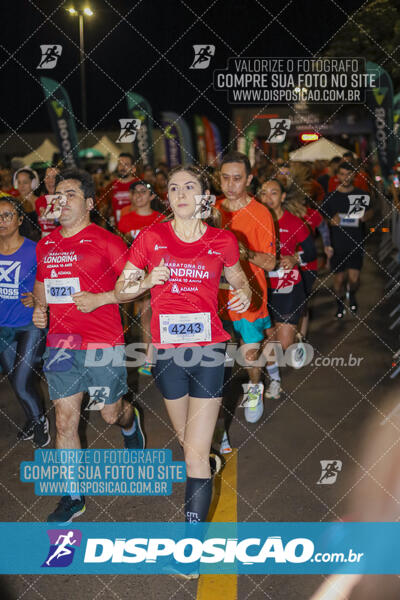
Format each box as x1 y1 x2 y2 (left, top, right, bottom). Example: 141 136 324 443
35 166 60 237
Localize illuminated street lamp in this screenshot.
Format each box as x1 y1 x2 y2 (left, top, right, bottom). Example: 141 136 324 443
66 5 94 127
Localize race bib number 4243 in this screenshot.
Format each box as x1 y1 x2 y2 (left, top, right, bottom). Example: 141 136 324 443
159 312 211 344
44 277 81 304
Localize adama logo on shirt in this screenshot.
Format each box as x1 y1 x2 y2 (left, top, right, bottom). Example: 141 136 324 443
154 244 167 250
208 249 221 255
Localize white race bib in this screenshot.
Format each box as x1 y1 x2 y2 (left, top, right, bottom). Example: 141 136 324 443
44 277 81 304
339 213 359 228
159 312 211 344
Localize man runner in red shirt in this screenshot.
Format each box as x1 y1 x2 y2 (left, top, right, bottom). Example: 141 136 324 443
33 168 144 524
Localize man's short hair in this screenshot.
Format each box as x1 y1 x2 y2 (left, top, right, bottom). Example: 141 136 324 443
338 161 354 173
342 151 354 160
118 152 134 164
220 151 251 176
55 168 95 199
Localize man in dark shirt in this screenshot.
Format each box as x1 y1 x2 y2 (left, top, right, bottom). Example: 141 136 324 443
322 161 373 318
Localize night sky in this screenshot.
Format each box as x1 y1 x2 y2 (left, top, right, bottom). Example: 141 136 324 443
2 0 366 140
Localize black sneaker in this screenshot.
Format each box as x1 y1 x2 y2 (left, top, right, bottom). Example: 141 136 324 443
17 420 34 441
335 299 346 319
349 294 358 313
32 417 50 448
123 407 145 449
47 495 86 523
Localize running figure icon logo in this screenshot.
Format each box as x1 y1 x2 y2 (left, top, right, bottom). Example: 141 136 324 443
86 386 110 410
347 195 370 219
37 45 62 69
190 45 215 69
116 119 142 143
317 460 343 485
42 529 82 567
267 119 291 143
44 334 82 372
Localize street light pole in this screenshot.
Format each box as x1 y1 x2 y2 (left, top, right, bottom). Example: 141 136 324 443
78 12 87 127
67 6 93 129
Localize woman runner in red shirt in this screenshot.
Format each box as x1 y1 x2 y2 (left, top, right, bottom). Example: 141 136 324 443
115 165 251 525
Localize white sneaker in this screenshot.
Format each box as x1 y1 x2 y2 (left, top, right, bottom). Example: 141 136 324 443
264 380 282 400
220 430 232 454
243 383 264 423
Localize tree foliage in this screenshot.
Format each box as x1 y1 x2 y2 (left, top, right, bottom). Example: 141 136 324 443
325 0 400 89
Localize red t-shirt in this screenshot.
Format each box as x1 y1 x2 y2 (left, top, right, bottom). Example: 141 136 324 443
4 187 19 198
36 223 127 349
35 195 58 236
128 221 239 347
118 210 163 241
216 197 276 322
110 179 139 223
268 210 309 290
300 207 323 272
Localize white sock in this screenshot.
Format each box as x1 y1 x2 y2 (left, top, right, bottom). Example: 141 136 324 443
266 362 281 382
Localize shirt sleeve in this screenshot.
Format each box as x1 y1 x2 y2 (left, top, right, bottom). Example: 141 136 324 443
251 205 276 255
35 242 45 282
222 231 240 267
106 233 129 278
117 216 129 234
127 229 149 270
296 218 311 245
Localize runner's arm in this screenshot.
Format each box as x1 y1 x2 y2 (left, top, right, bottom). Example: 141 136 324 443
115 259 170 302
33 279 47 307
247 250 276 271
32 280 48 329
224 261 251 294
361 207 374 222
224 261 252 312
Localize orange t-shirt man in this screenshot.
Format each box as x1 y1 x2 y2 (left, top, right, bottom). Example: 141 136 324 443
216 196 276 324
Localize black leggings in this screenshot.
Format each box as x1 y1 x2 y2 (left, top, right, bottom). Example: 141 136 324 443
0 327 46 421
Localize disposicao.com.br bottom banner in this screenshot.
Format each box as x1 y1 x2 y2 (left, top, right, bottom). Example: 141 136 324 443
0 522 399 575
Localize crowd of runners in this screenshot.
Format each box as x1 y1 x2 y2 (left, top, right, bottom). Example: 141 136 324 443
0 147 377 525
